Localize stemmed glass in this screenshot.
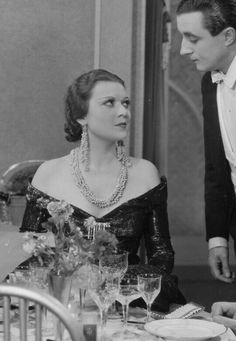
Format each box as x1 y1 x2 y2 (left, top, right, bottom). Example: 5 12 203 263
99 250 128 279
112 280 142 340
137 274 162 322
99 250 128 318
71 254 97 317
88 268 120 341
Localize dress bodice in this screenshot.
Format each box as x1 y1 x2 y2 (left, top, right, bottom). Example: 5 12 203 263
21 177 173 272
20 176 186 311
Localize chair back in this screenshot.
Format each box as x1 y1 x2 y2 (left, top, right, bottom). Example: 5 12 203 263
0 160 44 226
0 284 84 341
1 160 44 195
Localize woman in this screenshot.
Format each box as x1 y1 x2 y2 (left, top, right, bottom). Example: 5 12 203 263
21 69 185 311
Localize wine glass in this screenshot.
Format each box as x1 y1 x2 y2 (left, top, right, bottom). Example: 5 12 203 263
112 281 142 340
137 274 162 322
8 268 36 330
71 257 97 318
99 250 128 318
99 250 128 279
88 269 120 341
30 264 50 291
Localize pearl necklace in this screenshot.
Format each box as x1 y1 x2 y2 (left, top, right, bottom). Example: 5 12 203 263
70 147 128 208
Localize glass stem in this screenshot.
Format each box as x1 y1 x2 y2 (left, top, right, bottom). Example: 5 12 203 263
146 302 152 321
100 307 108 339
79 288 86 310
123 303 129 328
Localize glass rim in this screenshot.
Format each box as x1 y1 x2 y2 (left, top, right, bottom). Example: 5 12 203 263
100 250 128 257
137 273 162 279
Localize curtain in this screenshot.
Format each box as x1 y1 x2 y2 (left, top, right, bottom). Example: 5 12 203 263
143 0 167 175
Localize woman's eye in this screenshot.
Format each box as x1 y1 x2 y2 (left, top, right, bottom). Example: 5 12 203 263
104 99 114 107
122 99 130 108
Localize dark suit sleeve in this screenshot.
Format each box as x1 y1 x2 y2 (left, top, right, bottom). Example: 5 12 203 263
201 72 235 241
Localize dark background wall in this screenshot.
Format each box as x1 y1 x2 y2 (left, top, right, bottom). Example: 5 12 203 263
168 0 204 237
0 0 95 173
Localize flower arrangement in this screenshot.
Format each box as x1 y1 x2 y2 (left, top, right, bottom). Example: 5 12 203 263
23 200 118 276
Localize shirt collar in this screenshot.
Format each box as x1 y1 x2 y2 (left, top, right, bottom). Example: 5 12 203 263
211 55 236 89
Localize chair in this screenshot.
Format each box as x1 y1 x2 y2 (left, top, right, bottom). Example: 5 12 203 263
0 284 84 341
0 160 44 226
1 160 44 195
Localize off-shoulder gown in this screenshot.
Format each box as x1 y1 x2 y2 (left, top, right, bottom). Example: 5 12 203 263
20 177 186 312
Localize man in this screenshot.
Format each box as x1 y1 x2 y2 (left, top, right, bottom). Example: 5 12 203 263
211 301 236 333
176 0 236 283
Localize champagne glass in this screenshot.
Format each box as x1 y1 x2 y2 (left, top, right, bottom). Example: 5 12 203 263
112 281 142 340
137 274 162 322
88 269 120 341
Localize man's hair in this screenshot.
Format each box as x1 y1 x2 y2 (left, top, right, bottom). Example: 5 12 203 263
177 0 236 36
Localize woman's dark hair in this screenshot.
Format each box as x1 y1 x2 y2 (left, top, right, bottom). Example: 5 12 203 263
64 69 125 142
177 0 236 36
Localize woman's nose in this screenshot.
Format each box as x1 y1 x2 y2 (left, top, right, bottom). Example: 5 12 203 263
118 105 129 117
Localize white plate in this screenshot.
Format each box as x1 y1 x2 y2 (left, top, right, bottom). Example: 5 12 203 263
144 318 226 340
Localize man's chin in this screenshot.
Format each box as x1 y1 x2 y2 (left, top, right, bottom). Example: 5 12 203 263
194 62 210 72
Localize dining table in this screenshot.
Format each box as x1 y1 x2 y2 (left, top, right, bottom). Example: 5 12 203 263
0 221 236 341
0 222 29 282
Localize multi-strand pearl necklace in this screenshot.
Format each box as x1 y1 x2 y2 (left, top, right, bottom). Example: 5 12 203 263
70 147 128 208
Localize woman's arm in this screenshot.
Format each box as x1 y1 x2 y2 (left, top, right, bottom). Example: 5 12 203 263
144 178 174 274
19 185 49 233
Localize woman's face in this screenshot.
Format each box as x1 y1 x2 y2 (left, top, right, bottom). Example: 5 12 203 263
85 81 130 143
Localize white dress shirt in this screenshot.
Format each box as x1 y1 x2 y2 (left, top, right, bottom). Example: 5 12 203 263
209 55 236 249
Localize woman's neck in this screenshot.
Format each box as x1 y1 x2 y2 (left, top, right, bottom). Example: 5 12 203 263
81 139 118 171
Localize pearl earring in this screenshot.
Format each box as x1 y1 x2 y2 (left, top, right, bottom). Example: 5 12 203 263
80 124 89 171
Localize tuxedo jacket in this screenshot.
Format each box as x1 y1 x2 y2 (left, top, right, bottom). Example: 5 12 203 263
201 72 236 241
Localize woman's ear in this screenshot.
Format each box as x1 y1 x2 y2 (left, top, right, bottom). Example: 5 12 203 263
76 118 87 126
224 27 236 46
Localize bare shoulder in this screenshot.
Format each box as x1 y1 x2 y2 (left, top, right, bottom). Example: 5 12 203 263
32 155 68 190
130 157 161 188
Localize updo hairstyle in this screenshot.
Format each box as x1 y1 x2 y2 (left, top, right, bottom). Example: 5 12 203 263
64 69 125 142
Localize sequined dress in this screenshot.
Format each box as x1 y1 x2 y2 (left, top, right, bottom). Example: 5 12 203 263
20 176 186 311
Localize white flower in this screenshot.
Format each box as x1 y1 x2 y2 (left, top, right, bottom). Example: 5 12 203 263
47 200 74 219
23 239 36 254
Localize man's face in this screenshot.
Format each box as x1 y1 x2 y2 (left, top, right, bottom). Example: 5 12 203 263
177 11 228 72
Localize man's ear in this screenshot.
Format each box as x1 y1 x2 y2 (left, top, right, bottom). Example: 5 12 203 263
224 27 236 46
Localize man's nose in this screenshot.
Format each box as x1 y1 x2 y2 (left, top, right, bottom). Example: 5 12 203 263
180 39 192 55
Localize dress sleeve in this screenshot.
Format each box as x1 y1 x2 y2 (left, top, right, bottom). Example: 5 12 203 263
19 184 49 233
144 177 174 274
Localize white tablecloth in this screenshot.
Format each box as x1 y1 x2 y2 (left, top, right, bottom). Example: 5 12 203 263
0 319 234 341
0 222 29 282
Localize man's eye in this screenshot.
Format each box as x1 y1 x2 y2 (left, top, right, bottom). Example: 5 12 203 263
189 37 198 43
